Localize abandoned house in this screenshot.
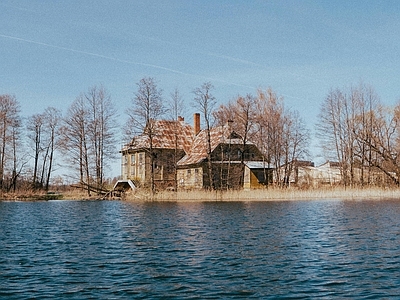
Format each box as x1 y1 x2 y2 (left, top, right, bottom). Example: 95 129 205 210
121 113 272 190
176 114 272 190
120 117 193 189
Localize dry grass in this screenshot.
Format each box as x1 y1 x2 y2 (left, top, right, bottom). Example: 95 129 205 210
0 191 63 201
0 188 98 201
125 187 400 202
2 186 399 202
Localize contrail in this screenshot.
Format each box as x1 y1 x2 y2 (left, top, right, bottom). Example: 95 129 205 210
0 33 255 89
0 33 189 75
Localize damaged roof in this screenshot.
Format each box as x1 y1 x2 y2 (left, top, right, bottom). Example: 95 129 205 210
177 125 244 166
124 120 194 154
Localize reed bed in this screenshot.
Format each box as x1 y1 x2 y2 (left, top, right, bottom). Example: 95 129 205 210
2 186 399 202
126 187 400 202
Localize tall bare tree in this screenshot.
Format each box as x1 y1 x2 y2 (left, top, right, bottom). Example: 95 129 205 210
126 77 166 193
193 82 216 190
254 89 309 186
85 86 118 189
316 88 351 185
27 113 44 189
280 110 310 185
62 85 117 195
255 89 285 184
353 103 400 186
168 88 185 191
61 95 91 195
317 84 381 187
9 116 24 192
215 94 257 188
42 107 62 191
0 95 21 191
350 84 379 185
27 107 62 190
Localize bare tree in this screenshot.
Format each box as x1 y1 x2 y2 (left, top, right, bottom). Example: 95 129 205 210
280 110 310 185
214 94 257 188
193 82 216 190
62 85 117 195
126 77 166 193
9 116 25 192
168 88 185 191
316 88 351 185
255 89 285 185
353 103 400 186
0 95 22 191
350 84 379 185
27 107 62 191
61 95 91 195
254 89 309 187
85 86 118 189
42 107 62 191
27 113 44 189
317 84 381 187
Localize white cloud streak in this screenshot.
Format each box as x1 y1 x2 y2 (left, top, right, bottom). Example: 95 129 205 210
0 33 254 90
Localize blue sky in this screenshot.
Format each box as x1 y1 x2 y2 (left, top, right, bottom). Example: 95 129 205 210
1 0 400 169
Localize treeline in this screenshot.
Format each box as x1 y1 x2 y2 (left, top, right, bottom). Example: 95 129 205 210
1 79 398 195
317 83 400 187
120 79 400 189
0 86 118 195
126 79 310 191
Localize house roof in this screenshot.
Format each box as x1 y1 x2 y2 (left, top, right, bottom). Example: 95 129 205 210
124 120 194 154
244 161 271 169
317 161 341 168
279 160 315 168
177 125 245 166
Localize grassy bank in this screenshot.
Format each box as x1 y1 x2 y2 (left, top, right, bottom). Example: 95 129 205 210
123 187 400 202
2 187 400 202
0 191 64 201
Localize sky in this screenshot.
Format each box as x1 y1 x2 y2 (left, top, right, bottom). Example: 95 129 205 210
1 0 400 175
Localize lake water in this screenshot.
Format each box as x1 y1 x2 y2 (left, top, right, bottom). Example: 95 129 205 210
1 199 400 299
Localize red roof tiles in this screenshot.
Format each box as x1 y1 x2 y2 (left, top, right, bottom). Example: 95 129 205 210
177 125 244 166
124 120 194 154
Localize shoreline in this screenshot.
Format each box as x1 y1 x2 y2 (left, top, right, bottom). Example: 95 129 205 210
124 187 400 202
1 187 400 202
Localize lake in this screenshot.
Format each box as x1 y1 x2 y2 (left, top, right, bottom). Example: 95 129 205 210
1 199 400 299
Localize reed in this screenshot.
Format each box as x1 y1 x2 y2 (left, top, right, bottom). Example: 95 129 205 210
125 187 400 202
2 186 399 202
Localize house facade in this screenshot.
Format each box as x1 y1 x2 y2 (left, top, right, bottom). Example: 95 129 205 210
176 123 271 190
121 114 272 190
120 117 193 189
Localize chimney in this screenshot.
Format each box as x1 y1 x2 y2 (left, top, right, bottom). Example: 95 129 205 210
194 113 200 135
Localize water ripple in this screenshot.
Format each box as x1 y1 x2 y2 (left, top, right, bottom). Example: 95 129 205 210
1 199 400 298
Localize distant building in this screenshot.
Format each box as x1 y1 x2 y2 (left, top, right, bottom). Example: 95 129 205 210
276 160 315 187
314 161 342 185
277 160 342 187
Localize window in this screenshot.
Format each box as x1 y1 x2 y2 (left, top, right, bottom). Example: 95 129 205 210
139 153 144 164
131 154 135 164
